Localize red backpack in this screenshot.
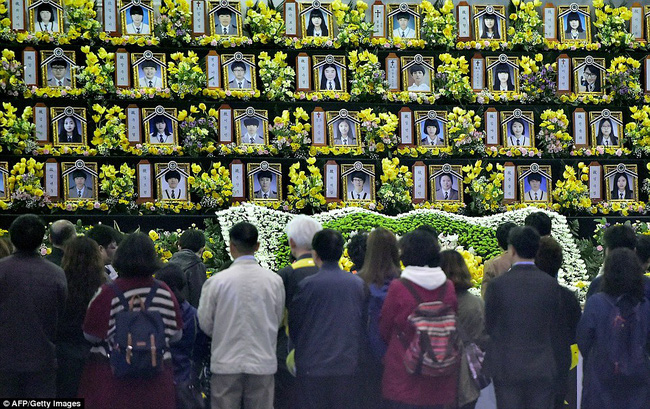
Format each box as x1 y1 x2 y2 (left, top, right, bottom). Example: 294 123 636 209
399 279 461 377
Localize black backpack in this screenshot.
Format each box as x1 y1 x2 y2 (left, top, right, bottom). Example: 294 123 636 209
108 281 167 378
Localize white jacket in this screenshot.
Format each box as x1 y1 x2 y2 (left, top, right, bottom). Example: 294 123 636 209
198 256 285 375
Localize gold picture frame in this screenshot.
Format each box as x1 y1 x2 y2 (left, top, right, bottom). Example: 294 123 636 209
415 110 448 147
132 51 167 89
341 162 375 202
222 52 257 91
500 109 535 148
142 106 178 146
119 0 153 36
429 164 463 203
312 54 347 93
400 55 434 93
234 107 269 145
472 5 506 41
518 164 552 203
589 110 623 148
40 49 76 88
604 164 638 202
247 162 282 201
572 56 605 95
50 106 87 147
558 4 591 43
155 162 191 202
0 162 8 200
387 3 420 40
29 0 63 33
299 1 334 39
486 55 519 95
208 0 243 37
326 110 361 147
62 161 99 201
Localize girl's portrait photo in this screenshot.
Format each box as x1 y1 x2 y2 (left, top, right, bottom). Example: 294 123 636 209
604 164 638 202
589 110 623 148
487 56 519 94
558 4 591 43
473 5 506 41
312 55 347 93
300 2 333 39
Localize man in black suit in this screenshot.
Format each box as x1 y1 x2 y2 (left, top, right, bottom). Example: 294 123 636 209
44 219 76 266
485 226 564 409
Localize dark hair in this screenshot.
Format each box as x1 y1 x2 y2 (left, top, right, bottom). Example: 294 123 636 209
423 119 440 136
336 119 352 139
602 248 644 302
493 63 514 91
509 118 526 137
86 224 120 248
507 226 540 259
216 8 231 17
535 236 563 278
243 117 259 127
230 61 246 72
113 232 161 277
62 237 105 316
151 116 171 136
156 263 186 303
524 212 552 237
612 172 628 190
415 224 439 238
178 229 205 252
636 235 650 267
59 116 80 139
400 229 441 267
9 214 45 252
408 64 425 75
440 249 472 291
0 238 13 259
481 13 500 38
50 58 67 69
229 222 258 253
350 171 366 183
36 3 54 21
306 8 328 36
347 232 368 271
496 221 517 250
257 170 273 181
164 170 181 182
359 228 400 286
129 5 144 16
565 11 584 33
603 224 636 252
583 65 600 91
319 63 340 89
597 118 614 141
395 11 410 20
439 172 453 184
312 229 344 263
141 60 157 69
71 169 87 180
50 219 76 246
527 172 543 183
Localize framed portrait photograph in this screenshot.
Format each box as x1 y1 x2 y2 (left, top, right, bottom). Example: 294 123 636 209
501 109 535 148
50 106 87 146
472 5 506 41
327 109 361 147
312 54 347 93
155 161 190 201
222 52 256 91
0 163 8 200
40 48 76 88
518 163 551 203
142 106 178 145
208 0 242 36
387 3 420 40
429 164 463 203
234 107 268 145
62 160 98 201
29 0 63 33
605 164 638 202
415 110 448 147
299 0 334 39
572 56 605 95
486 54 519 94
341 162 375 202
119 0 153 36
589 109 623 148
247 161 282 201
132 50 167 88
401 54 434 93
558 4 591 43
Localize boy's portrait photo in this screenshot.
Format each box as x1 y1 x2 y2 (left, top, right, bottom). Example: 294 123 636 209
312 55 347 92
518 163 552 203
415 111 448 147
208 0 242 36
558 4 591 43
234 107 268 145
155 162 190 201
589 109 623 148
120 0 153 35
132 51 167 89
501 109 535 147
387 3 420 40
29 0 63 33
604 164 638 202
62 160 98 201
429 164 463 203
472 5 506 41
341 162 375 201
222 52 256 91
401 54 434 93
326 109 361 147
50 106 87 146
299 1 334 38
486 54 519 94
40 48 76 88
572 56 605 95
247 162 282 201
142 106 178 146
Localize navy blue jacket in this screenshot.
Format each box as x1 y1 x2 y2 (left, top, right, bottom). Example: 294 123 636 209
289 261 365 377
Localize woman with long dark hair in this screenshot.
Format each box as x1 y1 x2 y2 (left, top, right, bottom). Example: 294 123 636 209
319 63 341 91
59 116 82 143
565 11 586 40
610 172 633 200
480 13 499 39
306 8 328 37
493 63 514 92
596 117 617 146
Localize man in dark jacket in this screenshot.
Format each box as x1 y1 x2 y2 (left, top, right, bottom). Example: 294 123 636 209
169 228 207 308
485 226 564 409
289 229 365 409
86 224 121 281
45 219 76 266
0 214 67 397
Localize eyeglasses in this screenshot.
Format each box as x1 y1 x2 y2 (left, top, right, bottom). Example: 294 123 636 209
585 71 597 77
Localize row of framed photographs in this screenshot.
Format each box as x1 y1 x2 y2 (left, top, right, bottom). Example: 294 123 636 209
33 104 628 151
11 1 650 44
14 159 640 205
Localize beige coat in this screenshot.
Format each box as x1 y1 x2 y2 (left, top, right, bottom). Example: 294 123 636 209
481 251 513 298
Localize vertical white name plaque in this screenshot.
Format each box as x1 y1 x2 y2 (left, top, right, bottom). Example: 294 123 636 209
457 1 471 40
385 54 400 92
296 53 311 91
311 107 326 145
230 160 244 200
484 108 499 146
630 3 643 41
11 0 25 31
115 49 130 88
412 162 427 203
325 161 339 200
34 104 48 143
543 3 556 41
45 161 59 198
557 54 571 93
589 162 602 201
219 105 233 143
645 56 650 94
127 105 141 143
471 53 484 92
103 0 118 33
285 0 298 36
503 163 517 201
136 161 153 203
206 51 221 89
192 0 206 35
399 108 413 145
372 0 385 38
23 48 37 87
573 109 587 147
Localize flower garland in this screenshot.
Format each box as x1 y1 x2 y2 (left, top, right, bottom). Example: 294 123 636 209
551 164 591 212
537 109 572 155
447 107 485 155
626 106 650 156
462 160 504 214
90 104 128 156
0 104 36 154
507 0 543 50
420 0 457 49
434 53 474 102
348 50 388 102
257 51 295 101
377 157 413 215
270 108 311 153
519 55 557 103
64 0 102 40
245 0 285 45
168 51 206 98
286 157 325 213
188 162 233 209
593 0 634 49
358 108 398 153
332 0 373 47
76 47 115 96
605 56 642 102
7 158 50 209
178 104 218 156
99 163 138 212
0 50 27 96
155 0 193 45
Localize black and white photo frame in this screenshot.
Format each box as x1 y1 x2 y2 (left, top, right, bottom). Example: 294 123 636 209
486 54 519 94
247 161 282 201
222 52 256 91
299 0 334 39
604 163 638 202
29 0 63 33
501 109 535 148
589 109 623 148
472 5 506 41
312 54 347 92
572 56 605 95
132 50 167 88
155 161 190 201
400 54 434 93
208 0 243 37
40 48 76 88
415 110 448 147
142 106 178 145
62 160 98 201
387 3 420 40
429 164 463 203
119 0 153 35
235 107 269 145
327 109 361 147
518 163 552 203
558 3 591 43
341 161 375 202
50 106 87 146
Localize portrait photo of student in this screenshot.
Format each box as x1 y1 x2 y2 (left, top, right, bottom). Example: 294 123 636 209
68 169 93 199
609 172 635 201
253 170 278 199
347 171 370 200
149 115 174 144
518 165 551 203
46 58 72 88
589 111 623 149
222 54 256 91
435 173 459 201
487 56 519 94
504 118 530 147
162 170 185 200
501 111 535 148
62 162 98 201
121 1 152 35
319 63 342 91
247 162 282 201
209 1 242 36
305 8 329 37
215 8 236 35
155 163 190 202
327 111 361 147
492 63 514 92
392 11 415 38
415 111 448 147
312 55 346 93
138 60 163 88
300 2 333 39
387 4 419 40
51 107 87 146
573 58 605 95
58 115 82 144
31 1 62 33
558 5 591 43
401 56 433 93
239 117 265 145
341 163 375 202
473 5 506 41
429 165 462 203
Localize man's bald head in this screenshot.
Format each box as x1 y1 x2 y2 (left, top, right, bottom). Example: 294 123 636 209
50 219 76 248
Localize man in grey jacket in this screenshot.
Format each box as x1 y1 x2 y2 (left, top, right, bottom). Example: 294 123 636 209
169 228 208 308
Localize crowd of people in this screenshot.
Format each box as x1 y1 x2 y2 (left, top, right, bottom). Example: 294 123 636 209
1 212 650 409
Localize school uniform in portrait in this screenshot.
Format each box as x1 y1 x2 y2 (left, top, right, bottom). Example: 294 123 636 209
254 189 277 199
420 135 444 146
47 75 72 87
435 188 458 201
215 23 237 35
34 21 58 32
610 188 634 200
161 170 186 200
240 117 264 144
609 172 635 200
393 26 415 38
68 169 93 198
138 75 163 88
347 171 370 200
163 187 185 200
149 132 174 144
333 134 357 146
68 186 93 198
125 22 150 34
505 135 531 147
253 170 278 199
408 82 430 92
240 132 264 144
524 188 547 201
228 77 252 89
596 134 618 146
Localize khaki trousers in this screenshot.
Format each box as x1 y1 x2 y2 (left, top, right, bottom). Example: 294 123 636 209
211 373 274 409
